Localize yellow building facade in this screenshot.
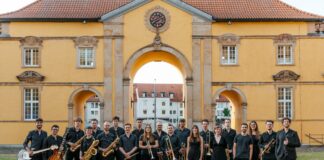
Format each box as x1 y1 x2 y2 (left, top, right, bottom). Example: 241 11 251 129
0 0 324 145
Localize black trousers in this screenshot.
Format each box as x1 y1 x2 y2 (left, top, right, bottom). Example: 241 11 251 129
203 154 212 160
65 149 80 160
31 153 42 160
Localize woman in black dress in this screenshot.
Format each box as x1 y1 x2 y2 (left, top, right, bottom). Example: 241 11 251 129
248 121 261 160
186 125 203 160
139 124 159 160
211 125 228 160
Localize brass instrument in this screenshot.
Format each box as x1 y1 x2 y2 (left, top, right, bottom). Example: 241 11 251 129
124 152 139 160
179 143 186 160
146 140 154 160
82 139 99 160
206 131 212 156
165 136 177 160
102 137 120 157
70 135 86 152
261 138 275 155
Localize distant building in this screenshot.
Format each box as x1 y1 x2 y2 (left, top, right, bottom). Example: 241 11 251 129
85 95 101 126
215 95 231 120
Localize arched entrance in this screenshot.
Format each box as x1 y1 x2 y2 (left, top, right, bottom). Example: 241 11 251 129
123 44 193 127
67 87 104 126
213 86 247 130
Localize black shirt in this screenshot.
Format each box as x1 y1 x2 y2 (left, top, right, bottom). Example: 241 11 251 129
132 128 144 140
222 128 236 150
23 130 48 150
161 134 181 157
259 131 277 159
153 130 167 147
275 129 300 160
200 129 215 156
97 131 116 149
119 134 138 152
42 135 63 159
109 127 125 138
80 137 96 156
92 128 103 139
234 134 252 159
174 128 190 146
66 127 85 147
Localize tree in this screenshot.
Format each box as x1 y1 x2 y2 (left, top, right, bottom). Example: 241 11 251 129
223 108 231 117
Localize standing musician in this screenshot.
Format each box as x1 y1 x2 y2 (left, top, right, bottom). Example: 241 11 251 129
211 125 228 160
153 121 167 160
109 116 125 160
258 120 276 160
119 123 138 160
200 119 214 160
91 119 103 139
161 124 181 160
80 126 98 160
66 117 85 160
248 121 260 160
186 125 203 160
132 118 144 160
42 125 63 160
222 119 236 160
23 118 48 160
174 119 190 159
139 124 159 160
233 123 253 160
275 117 300 160
97 121 117 160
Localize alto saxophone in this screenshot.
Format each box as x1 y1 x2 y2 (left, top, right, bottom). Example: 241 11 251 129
261 138 275 155
82 140 99 160
70 135 86 152
102 137 120 157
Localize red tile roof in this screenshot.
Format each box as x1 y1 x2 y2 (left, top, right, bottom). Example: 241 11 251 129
133 83 183 102
0 0 322 21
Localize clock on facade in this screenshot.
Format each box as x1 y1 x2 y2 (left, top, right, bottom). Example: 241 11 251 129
145 6 170 33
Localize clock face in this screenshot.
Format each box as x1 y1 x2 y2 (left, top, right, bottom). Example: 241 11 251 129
149 12 166 28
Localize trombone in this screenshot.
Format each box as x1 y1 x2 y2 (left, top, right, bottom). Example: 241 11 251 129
179 143 186 160
206 131 212 156
165 136 177 160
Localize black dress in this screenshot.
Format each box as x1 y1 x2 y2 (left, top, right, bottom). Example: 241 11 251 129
211 136 227 160
188 138 201 160
251 135 260 160
140 134 158 160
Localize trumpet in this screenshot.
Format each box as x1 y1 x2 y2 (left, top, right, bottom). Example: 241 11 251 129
165 137 177 160
146 140 155 160
70 135 86 152
102 137 120 157
261 138 275 155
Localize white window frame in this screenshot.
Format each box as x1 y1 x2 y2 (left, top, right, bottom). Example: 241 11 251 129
221 45 238 65
24 88 40 121
277 45 294 65
77 47 95 68
277 87 293 119
23 48 40 67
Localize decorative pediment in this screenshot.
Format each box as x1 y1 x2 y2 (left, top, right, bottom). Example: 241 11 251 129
218 34 240 45
273 70 300 82
20 36 43 47
273 34 296 44
17 71 45 83
73 36 98 47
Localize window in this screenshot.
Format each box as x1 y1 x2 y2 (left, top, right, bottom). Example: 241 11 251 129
277 45 293 65
173 110 176 114
143 109 147 115
162 110 166 115
78 47 95 68
221 45 237 65
162 102 166 106
169 110 172 115
24 88 39 120
151 92 155 97
23 48 39 67
142 92 147 98
170 102 173 106
169 92 174 99
152 109 155 113
160 92 165 97
0 24 2 35
180 110 183 116
278 87 293 119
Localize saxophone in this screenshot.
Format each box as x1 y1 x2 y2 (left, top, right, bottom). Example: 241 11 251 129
70 135 86 152
102 137 120 157
82 139 99 160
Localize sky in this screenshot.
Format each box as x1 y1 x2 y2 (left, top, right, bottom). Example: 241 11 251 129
0 0 323 84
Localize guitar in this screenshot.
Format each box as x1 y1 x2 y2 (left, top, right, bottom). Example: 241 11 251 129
49 128 69 160
18 145 58 160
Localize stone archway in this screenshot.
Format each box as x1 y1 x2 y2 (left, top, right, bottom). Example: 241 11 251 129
213 85 247 130
67 86 104 126
122 43 194 127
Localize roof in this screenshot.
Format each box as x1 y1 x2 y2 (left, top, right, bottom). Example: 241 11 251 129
133 83 183 102
0 0 323 22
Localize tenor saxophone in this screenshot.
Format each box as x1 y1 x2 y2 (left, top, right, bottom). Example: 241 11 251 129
70 135 86 152
82 140 99 160
102 137 120 157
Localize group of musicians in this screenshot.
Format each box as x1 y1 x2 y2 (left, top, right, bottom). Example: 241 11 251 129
23 116 301 160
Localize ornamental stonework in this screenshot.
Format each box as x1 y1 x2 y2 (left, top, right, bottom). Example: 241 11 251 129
273 34 296 44
218 34 240 45
145 6 170 33
17 71 45 83
273 70 300 82
20 36 43 47
73 36 98 47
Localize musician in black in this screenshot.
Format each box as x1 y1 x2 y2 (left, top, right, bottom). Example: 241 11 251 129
132 118 144 160
222 119 236 160
119 123 138 160
200 119 214 160
161 124 181 160
42 124 63 160
97 121 116 160
91 118 103 138
187 125 203 160
139 124 159 160
248 121 260 160
233 123 253 160
23 118 48 160
275 117 300 160
66 117 85 160
109 116 125 160
80 126 97 160
258 120 276 160
153 121 167 160
175 119 190 159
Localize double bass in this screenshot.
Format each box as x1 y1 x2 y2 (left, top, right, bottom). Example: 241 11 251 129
49 128 69 160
